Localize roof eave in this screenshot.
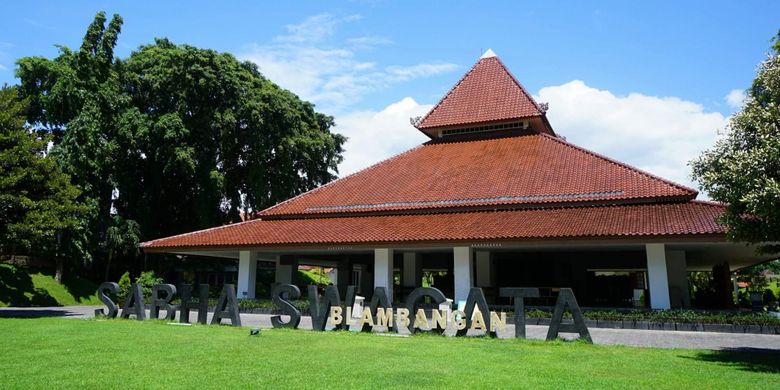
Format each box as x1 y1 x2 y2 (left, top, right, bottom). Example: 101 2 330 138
140 233 731 254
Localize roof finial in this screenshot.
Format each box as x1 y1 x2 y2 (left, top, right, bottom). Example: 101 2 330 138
480 48 497 59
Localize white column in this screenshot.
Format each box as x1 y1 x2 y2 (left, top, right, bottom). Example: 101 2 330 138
646 243 670 309
237 250 257 299
666 250 690 308
374 248 394 299
402 252 419 287
453 246 473 303
475 251 492 287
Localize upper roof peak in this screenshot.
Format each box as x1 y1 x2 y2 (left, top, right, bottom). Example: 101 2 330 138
480 48 497 59
414 52 555 138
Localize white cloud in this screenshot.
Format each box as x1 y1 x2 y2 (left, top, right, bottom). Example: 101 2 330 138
275 14 361 43
240 14 456 113
0 63 7 71
385 63 459 82
725 88 746 109
535 80 728 192
346 36 394 49
335 97 431 176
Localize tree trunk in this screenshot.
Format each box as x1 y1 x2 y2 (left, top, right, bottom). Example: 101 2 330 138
55 257 64 284
712 262 734 309
105 249 113 281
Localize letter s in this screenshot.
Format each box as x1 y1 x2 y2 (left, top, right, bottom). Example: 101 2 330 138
94 282 119 318
271 284 301 328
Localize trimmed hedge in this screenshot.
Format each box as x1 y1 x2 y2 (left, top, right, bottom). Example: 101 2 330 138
524 308 780 326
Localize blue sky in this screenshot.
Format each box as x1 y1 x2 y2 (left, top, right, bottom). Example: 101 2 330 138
1 1 778 190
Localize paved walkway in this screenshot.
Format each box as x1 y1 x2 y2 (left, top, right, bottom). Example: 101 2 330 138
3 306 780 352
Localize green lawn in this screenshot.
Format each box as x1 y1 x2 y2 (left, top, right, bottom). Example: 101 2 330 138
0 318 777 389
0 264 100 307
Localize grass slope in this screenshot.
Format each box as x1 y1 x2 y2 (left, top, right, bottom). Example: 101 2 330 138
0 264 100 307
0 318 778 389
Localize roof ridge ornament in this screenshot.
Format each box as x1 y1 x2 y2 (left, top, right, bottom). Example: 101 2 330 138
480 48 497 59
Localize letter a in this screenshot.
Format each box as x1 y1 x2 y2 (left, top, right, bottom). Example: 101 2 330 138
211 284 241 326
120 283 146 320
546 288 591 343
457 288 494 337
362 287 394 332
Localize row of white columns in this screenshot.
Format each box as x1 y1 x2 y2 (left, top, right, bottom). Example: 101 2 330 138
236 244 688 309
371 245 688 309
374 247 486 303
236 248 479 302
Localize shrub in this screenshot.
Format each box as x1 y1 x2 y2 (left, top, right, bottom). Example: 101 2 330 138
116 271 163 304
135 271 163 298
117 272 131 304
235 298 310 312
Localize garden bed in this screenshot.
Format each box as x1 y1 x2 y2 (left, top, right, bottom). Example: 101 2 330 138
521 308 780 334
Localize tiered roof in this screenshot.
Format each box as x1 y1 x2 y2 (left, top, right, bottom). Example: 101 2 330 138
259 130 696 219
141 50 724 251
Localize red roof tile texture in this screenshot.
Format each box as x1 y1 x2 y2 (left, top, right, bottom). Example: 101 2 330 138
416 56 543 129
142 201 725 249
260 132 697 217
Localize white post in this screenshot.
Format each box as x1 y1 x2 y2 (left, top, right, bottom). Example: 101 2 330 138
475 251 492 287
646 243 670 309
237 250 257 299
402 252 419 287
374 248 394 300
453 247 473 302
666 250 690 308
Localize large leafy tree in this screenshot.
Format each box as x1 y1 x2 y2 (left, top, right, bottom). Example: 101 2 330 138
692 32 780 254
16 12 345 275
116 39 345 238
0 86 88 282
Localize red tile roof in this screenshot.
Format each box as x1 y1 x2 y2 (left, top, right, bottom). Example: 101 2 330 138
415 56 544 130
142 201 726 249
260 131 697 218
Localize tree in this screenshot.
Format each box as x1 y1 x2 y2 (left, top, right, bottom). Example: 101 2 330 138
735 259 780 291
16 12 128 276
103 216 140 280
0 86 88 282
114 39 345 239
691 32 780 254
